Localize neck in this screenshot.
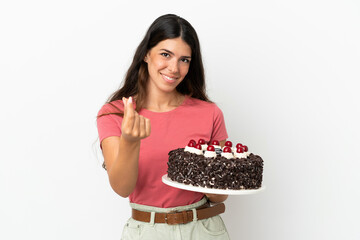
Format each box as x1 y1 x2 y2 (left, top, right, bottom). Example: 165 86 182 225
144 90 185 112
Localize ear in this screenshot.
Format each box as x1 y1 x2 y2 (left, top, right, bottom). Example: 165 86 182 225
144 52 150 63
144 54 148 63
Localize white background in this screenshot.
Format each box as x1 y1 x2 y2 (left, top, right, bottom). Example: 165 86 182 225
1 0 359 239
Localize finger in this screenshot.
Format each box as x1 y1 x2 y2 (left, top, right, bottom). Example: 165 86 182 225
132 112 140 137
122 98 135 132
145 117 151 137
139 115 146 138
123 97 128 118
127 96 134 113
124 96 135 120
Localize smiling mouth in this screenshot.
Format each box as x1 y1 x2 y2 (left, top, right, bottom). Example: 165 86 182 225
161 74 178 83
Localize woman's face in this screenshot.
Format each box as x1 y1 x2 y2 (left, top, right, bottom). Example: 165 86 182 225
145 37 192 95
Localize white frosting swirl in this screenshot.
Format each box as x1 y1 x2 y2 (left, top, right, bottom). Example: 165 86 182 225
213 144 221 148
234 152 248 159
184 146 203 155
201 144 208 151
204 151 217 158
221 152 233 159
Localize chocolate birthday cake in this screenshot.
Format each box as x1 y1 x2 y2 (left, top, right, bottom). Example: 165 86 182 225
167 139 263 190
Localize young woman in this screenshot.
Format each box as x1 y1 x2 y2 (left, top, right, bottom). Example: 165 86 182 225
97 14 230 239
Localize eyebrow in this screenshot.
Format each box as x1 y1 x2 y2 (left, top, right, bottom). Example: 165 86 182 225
160 49 191 59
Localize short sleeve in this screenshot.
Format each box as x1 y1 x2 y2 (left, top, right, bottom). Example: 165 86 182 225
210 104 228 142
96 103 123 149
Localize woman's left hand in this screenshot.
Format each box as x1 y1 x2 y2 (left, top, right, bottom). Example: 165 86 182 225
205 193 228 203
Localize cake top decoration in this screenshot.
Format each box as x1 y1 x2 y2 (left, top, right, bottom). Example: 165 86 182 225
225 141 232 147
207 145 215 151
184 139 250 158
241 145 248 152
195 144 202 150
187 141 195 148
185 140 203 155
223 146 232 153
236 147 244 153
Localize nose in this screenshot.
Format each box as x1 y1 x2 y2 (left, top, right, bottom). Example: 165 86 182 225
167 59 179 73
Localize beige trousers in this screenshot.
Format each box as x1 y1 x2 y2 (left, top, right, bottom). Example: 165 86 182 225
121 198 230 240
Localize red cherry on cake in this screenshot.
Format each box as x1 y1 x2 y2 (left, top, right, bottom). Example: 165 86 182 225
236 143 243 149
198 138 206 145
236 147 244 153
189 139 196 145
188 141 195 148
195 144 202 150
225 141 232 147
242 145 248 152
207 145 215 151
223 146 232 153
211 140 220 146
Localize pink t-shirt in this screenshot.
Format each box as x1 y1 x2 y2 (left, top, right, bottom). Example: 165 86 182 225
97 96 228 208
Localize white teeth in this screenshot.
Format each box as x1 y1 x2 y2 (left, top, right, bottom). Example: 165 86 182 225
163 74 176 81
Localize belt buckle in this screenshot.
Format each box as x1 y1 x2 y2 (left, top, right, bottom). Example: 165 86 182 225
165 212 176 225
164 210 190 225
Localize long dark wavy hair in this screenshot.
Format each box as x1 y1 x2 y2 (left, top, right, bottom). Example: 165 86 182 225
97 14 211 118
97 14 212 169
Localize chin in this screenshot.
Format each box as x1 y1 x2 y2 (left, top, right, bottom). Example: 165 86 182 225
161 87 178 93
160 83 181 93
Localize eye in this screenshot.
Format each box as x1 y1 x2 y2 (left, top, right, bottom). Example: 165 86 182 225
161 52 170 58
181 58 190 63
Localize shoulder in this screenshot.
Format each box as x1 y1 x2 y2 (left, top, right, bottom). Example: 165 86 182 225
97 99 124 117
184 96 214 107
183 97 222 112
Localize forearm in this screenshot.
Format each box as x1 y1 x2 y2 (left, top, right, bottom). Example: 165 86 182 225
107 137 140 198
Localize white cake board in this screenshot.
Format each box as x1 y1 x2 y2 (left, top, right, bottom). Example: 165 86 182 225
162 174 265 195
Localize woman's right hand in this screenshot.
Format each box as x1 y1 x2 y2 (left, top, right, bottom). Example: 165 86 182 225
121 96 151 142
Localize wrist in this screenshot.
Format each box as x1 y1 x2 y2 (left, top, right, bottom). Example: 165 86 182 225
120 136 141 148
